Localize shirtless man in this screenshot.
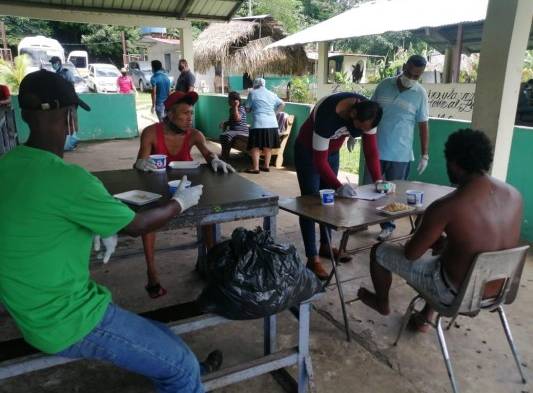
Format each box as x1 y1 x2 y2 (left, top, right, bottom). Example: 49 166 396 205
358 128 523 330
135 91 234 298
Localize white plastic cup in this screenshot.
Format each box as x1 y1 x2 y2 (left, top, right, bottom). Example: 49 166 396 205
149 154 167 171
319 189 335 206
406 189 424 207
168 179 191 194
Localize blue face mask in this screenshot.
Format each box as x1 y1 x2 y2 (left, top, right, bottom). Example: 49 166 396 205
52 63 60 71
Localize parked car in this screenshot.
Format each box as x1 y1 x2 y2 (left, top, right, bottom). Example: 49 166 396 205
128 61 174 92
41 61 90 93
87 63 121 93
67 50 89 77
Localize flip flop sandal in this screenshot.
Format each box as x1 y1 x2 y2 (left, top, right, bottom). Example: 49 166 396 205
145 283 167 299
407 311 431 333
244 169 260 174
259 167 270 172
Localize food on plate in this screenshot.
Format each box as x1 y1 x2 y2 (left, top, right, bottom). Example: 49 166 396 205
135 192 150 200
383 202 410 212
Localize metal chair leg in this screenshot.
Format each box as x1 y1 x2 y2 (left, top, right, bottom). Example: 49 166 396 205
497 306 527 383
436 315 460 393
394 295 421 346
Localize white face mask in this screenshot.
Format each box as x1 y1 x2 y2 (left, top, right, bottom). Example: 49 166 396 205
400 73 417 89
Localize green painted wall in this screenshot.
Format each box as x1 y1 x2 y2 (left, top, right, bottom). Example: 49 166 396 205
227 75 291 92
194 93 312 166
359 118 533 241
12 93 139 143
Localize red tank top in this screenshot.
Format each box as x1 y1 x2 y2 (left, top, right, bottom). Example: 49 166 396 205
153 122 193 162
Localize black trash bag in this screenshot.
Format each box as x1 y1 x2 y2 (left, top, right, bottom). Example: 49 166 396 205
197 227 322 320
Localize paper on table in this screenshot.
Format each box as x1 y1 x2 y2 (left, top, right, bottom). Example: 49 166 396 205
345 184 388 201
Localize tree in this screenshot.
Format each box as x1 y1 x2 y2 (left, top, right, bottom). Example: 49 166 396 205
235 0 304 33
81 25 141 66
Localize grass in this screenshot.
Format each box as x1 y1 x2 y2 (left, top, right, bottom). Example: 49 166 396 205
339 138 361 175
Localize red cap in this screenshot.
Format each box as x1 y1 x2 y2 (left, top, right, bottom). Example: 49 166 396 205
164 91 198 110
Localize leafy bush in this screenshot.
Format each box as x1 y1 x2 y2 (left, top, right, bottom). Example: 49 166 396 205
0 54 30 93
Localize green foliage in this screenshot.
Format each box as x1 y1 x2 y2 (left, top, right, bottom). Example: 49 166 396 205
339 140 360 175
523 50 533 82
0 54 30 93
289 76 315 104
81 25 141 65
0 16 53 47
236 0 304 33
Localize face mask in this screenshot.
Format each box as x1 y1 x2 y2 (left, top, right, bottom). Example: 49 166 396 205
400 73 417 89
121 72 127 77
164 116 185 134
178 65 184 72
52 63 60 71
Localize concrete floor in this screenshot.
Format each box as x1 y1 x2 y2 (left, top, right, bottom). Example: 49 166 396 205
1 137 531 393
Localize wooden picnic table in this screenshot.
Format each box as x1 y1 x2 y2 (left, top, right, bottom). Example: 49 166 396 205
0 167 316 392
279 180 455 341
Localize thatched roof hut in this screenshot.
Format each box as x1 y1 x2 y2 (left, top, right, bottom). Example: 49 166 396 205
194 15 310 75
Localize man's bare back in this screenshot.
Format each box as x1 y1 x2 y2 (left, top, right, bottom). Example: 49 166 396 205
422 175 522 292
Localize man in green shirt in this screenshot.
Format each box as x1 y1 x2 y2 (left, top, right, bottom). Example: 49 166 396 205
0 70 220 392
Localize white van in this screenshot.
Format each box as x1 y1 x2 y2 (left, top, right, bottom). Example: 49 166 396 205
18 36 65 74
67 50 89 77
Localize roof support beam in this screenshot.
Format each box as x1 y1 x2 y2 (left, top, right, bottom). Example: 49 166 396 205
0 1 191 27
472 0 533 181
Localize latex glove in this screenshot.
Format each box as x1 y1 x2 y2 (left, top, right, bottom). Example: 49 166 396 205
336 183 358 198
172 175 203 212
417 154 429 175
134 158 157 172
210 155 235 174
94 235 118 264
346 137 356 153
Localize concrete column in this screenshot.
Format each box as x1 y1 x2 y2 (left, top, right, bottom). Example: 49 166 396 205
442 47 454 83
317 41 330 98
179 21 194 73
472 0 533 180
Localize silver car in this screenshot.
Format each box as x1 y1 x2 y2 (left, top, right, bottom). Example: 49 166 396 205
128 61 174 92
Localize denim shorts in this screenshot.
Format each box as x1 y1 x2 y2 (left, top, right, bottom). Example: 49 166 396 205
375 242 457 305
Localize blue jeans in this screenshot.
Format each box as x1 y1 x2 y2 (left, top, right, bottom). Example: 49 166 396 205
155 103 166 122
364 160 411 230
295 142 339 258
57 303 204 393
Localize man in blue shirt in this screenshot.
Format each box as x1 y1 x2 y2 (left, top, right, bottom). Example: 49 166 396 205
50 56 75 84
362 54 430 241
150 60 171 122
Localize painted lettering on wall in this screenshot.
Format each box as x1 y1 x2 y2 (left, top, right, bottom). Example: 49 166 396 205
425 84 475 120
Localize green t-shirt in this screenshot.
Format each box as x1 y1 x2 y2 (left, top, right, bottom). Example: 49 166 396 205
0 146 135 353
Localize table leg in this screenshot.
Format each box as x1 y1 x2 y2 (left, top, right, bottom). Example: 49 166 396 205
263 215 277 240
324 230 351 342
264 314 277 355
298 302 313 393
196 225 206 259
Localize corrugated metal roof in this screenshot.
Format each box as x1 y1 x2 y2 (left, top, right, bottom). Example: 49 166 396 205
1 0 244 21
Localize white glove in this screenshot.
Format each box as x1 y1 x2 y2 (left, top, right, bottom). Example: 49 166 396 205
93 235 118 264
172 175 203 212
417 154 429 175
210 155 235 174
336 183 358 198
346 137 356 153
134 158 157 172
